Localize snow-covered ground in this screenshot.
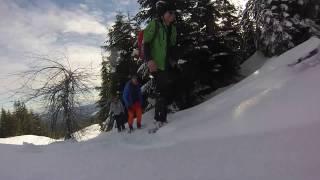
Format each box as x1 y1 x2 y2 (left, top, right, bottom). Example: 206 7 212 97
73 124 102 142
0 135 56 145
1 37 320 180
0 124 102 145
240 51 269 76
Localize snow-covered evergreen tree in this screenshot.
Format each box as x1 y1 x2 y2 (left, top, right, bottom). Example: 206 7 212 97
259 0 298 56
107 13 136 68
241 0 258 59
242 0 320 57
98 59 112 122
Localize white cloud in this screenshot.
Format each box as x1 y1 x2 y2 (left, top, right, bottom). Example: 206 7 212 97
117 0 136 5
79 3 89 11
65 44 102 83
64 17 106 35
62 8 106 35
0 0 106 53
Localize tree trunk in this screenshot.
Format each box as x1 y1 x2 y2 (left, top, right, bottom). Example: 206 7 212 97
63 78 72 139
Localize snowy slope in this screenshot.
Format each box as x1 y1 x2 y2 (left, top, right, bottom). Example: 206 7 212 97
240 51 269 76
1 37 320 180
73 124 102 142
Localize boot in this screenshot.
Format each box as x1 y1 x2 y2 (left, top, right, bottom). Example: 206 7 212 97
137 123 142 129
128 126 134 133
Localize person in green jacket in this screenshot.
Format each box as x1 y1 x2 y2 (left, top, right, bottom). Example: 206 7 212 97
144 0 177 127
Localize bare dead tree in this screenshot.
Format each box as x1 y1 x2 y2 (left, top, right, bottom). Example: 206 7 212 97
15 54 97 139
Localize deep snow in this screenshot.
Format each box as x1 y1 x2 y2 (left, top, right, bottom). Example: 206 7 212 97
1 37 320 180
240 51 268 76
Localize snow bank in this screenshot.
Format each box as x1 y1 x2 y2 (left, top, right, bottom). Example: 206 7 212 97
0 135 57 145
0 124 102 145
73 124 102 142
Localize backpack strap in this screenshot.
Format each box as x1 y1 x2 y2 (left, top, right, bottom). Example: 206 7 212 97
165 24 173 69
144 19 160 62
167 25 172 49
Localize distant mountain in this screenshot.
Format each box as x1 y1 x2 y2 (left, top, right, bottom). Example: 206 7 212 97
75 104 100 119
40 104 100 123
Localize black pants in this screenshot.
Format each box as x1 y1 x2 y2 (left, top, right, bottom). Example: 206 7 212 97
153 71 171 123
114 113 126 132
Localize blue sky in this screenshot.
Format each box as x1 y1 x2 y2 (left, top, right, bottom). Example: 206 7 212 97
0 0 139 109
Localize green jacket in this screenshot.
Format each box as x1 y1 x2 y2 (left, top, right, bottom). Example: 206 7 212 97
144 19 177 71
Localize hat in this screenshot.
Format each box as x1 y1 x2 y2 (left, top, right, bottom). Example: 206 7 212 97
156 1 176 17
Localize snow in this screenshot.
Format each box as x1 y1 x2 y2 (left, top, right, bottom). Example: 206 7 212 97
182 13 191 21
131 48 139 57
211 52 229 58
280 4 289 11
193 2 198 8
1 37 320 180
90 110 99 117
73 124 102 142
201 45 209 49
0 124 102 145
177 59 187 64
191 22 199 26
0 135 57 145
298 0 304 5
240 51 268 76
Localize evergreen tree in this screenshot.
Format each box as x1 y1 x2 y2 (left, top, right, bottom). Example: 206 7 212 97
0 108 8 138
242 0 320 57
241 0 258 59
29 112 48 136
13 101 30 135
9 110 18 137
98 59 113 122
98 12 138 122
136 0 159 23
0 103 50 138
2 110 17 137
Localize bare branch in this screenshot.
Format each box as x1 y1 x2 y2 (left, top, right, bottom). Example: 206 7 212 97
13 55 96 139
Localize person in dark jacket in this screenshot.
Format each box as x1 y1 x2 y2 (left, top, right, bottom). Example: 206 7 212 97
144 0 177 127
122 75 143 132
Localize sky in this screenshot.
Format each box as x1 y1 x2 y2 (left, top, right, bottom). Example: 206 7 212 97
0 0 247 111
0 0 139 110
